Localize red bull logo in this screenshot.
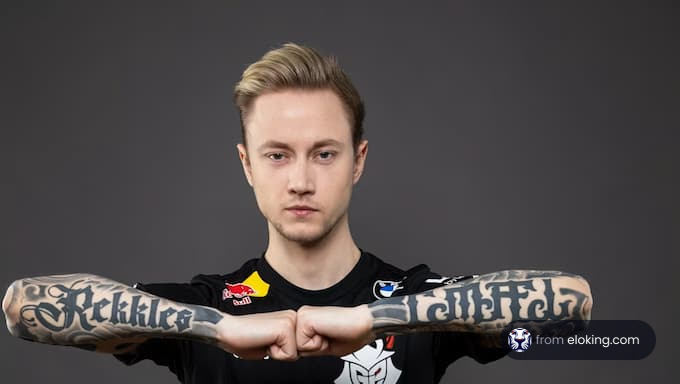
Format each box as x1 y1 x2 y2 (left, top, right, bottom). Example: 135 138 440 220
223 283 255 299
222 272 270 306
223 283 256 306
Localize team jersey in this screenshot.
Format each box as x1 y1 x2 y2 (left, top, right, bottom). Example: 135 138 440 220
115 251 505 383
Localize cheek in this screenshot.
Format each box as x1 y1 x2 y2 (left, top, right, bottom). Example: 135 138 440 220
250 168 285 206
321 164 355 197
251 161 284 185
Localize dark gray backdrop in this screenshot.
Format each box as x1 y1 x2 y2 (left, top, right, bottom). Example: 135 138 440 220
1 1 676 383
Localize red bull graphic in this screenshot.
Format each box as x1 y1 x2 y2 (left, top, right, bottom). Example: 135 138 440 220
223 283 256 305
222 271 270 306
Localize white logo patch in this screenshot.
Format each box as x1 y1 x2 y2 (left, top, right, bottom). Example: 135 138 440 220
425 275 475 285
334 339 402 384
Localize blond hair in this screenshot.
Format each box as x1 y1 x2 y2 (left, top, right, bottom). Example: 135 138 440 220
234 43 365 148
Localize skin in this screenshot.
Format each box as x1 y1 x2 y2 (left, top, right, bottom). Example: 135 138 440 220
1 88 371 362
237 89 368 290
238 88 593 357
2 274 299 361
2 87 593 363
296 271 592 356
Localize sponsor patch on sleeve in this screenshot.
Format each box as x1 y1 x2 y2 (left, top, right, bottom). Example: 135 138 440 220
424 275 476 286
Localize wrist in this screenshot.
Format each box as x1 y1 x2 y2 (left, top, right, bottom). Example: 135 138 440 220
212 313 234 348
355 304 376 339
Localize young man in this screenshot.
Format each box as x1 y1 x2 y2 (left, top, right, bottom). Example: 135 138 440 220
3 44 592 383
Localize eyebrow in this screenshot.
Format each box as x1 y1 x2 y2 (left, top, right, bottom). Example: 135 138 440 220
257 139 344 152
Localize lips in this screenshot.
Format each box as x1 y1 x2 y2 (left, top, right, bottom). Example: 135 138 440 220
285 205 318 217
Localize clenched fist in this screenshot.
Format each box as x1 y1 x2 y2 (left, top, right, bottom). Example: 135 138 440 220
295 305 375 357
216 309 298 361
213 306 375 361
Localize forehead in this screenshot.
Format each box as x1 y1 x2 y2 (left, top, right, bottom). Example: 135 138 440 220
245 89 352 148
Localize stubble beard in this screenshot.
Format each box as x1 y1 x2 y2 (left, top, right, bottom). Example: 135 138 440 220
271 212 345 246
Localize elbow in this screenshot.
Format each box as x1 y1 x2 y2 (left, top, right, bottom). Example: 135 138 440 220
579 276 593 322
567 274 593 322
3 280 22 337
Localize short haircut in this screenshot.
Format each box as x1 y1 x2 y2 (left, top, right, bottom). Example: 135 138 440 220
233 43 365 149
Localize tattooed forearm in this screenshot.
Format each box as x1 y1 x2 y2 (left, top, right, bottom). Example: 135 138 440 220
368 270 592 335
2 274 224 353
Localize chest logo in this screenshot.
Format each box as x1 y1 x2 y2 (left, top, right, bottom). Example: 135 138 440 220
334 338 401 384
372 279 404 299
222 271 270 306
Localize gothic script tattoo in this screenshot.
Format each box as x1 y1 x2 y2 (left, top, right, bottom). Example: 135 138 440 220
368 270 591 336
3 274 223 352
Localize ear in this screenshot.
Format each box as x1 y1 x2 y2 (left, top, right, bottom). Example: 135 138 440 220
236 144 254 187
352 140 368 184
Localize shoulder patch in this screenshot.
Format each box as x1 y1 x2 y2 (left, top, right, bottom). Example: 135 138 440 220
424 275 475 286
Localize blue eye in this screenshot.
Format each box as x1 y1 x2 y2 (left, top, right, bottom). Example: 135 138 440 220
318 151 334 160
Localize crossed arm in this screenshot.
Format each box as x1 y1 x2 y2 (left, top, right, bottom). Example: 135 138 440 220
1 275 299 360
296 270 592 356
2 271 592 360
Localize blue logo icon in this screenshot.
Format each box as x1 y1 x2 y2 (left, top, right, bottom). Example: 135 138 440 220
372 280 404 299
508 328 532 352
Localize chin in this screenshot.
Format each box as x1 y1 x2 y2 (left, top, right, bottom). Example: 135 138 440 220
284 230 327 245
276 223 331 245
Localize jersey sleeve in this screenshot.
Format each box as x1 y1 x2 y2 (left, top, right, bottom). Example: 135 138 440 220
113 276 218 371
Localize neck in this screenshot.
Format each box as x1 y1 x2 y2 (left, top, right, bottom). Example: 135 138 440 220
264 214 361 290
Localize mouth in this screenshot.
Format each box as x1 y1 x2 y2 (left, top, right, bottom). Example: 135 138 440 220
285 205 318 218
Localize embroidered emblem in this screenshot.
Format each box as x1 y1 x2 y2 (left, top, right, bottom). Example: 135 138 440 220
222 271 270 306
372 279 404 299
334 338 401 384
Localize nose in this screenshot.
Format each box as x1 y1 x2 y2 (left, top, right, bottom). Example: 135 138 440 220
287 158 315 195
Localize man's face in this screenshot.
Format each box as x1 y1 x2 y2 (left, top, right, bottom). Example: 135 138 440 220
237 89 368 245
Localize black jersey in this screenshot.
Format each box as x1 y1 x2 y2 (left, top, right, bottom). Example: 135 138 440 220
116 251 504 383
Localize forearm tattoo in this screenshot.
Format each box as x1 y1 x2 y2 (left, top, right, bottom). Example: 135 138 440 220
368 270 591 335
3 274 223 352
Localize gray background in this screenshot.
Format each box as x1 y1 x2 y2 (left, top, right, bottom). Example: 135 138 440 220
1 1 677 383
